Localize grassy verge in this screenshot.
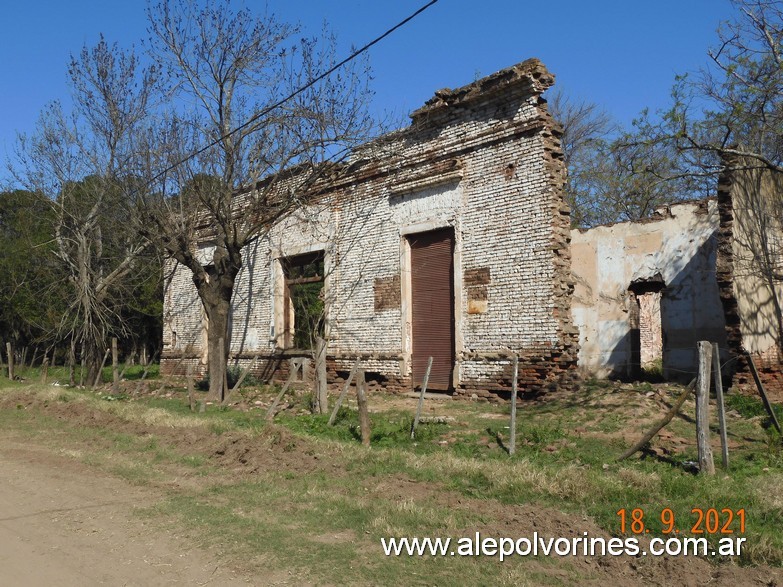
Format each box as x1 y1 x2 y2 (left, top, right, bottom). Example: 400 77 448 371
6 362 160 387
0 377 781 584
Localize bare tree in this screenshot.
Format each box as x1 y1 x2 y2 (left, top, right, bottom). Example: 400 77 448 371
686 0 783 170
622 0 783 357
12 37 157 385
547 89 614 226
139 0 376 400
549 89 709 227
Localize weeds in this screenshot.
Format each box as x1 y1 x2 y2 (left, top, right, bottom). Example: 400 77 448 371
1 377 782 582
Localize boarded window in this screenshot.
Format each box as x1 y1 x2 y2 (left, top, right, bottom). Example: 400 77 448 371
465 267 490 314
282 251 325 350
374 274 401 311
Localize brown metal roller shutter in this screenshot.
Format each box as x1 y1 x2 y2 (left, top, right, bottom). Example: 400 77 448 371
410 228 455 390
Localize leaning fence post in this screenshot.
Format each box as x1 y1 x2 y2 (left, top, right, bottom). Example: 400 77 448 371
222 355 260 406
94 348 111 389
328 360 360 426
411 357 433 440
154 354 187 396
266 370 296 420
132 350 160 395
712 342 729 469
617 378 696 461
696 341 715 475
746 351 782 436
509 355 519 456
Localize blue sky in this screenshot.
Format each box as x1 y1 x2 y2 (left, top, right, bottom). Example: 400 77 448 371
0 1 738 186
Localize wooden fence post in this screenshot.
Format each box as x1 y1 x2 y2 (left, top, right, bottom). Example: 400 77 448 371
618 378 696 461
509 355 519 456
696 341 715 475
187 364 196 412
746 352 782 436
222 355 260 406
411 357 433 440
266 371 297 420
153 354 187 395
6 342 14 381
712 342 729 469
132 350 160 395
94 348 111 388
40 356 49 384
111 337 119 392
314 337 329 415
356 369 371 446
328 360 360 426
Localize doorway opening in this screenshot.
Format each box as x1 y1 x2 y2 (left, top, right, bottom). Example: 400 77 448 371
628 275 665 380
408 228 455 390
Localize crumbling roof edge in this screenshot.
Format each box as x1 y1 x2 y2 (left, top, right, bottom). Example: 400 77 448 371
409 58 554 125
572 196 717 234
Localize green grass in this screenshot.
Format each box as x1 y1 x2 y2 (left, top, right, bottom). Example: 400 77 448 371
0 378 782 584
6 362 160 384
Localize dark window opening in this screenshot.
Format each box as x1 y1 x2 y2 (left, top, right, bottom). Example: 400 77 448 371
364 371 388 385
282 251 325 350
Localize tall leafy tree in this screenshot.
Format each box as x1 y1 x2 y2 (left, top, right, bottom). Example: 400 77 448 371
0 189 67 353
13 37 158 384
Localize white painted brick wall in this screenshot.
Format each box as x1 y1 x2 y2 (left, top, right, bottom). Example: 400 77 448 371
163 62 573 392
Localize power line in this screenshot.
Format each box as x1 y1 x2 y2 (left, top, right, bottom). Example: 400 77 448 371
150 0 440 187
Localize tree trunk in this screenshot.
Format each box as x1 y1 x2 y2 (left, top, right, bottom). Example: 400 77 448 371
203 297 231 401
84 340 104 389
190 242 242 403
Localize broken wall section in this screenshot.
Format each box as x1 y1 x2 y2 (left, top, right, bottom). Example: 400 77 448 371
717 158 783 395
571 200 727 381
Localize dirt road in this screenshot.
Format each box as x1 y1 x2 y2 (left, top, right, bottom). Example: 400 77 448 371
0 441 254 586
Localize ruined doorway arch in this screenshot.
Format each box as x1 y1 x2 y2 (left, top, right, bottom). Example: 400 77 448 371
628 274 666 380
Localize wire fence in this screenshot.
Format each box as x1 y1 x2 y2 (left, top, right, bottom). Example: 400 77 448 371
575 345 748 379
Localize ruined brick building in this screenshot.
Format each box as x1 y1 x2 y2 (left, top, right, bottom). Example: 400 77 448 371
163 59 579 399
163 59 783 397
571 160 783 393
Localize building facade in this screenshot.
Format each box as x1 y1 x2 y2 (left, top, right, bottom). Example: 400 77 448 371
162 59 580 399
